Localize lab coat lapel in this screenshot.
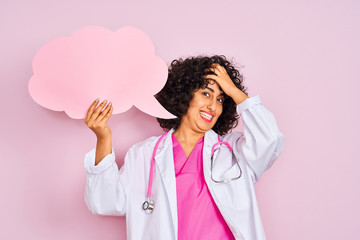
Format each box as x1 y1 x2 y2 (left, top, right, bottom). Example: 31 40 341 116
203 130 219 183
203 130 245 240
154 129 178 238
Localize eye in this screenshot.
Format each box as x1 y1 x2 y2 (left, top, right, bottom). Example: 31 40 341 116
217 98 224 104
202 92 210 97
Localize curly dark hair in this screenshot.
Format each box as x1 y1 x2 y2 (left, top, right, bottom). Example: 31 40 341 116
155 55 248 136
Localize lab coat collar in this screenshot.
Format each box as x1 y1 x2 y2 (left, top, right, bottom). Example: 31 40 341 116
204 129 219 147
203 129 218 184
154 128 178 239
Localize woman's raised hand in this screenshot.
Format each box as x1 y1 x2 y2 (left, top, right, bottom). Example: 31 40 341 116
205 64 249 105
85 99 113 140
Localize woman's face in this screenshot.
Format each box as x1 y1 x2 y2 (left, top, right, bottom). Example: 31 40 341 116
180 81 225 134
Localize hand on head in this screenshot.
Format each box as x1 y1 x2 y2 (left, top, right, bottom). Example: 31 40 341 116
205 64 248 105
204 64 237 97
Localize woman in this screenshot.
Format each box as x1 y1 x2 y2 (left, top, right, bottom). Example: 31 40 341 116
84 55 284 240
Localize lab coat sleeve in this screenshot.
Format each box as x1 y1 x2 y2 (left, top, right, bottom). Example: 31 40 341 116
84 147 130 216
234 95 285 184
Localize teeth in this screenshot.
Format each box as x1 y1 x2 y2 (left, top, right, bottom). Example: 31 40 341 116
200 112 213 120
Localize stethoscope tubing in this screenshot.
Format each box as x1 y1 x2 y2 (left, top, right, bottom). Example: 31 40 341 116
146 132 168 199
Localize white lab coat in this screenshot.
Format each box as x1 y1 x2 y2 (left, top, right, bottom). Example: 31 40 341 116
84 95 285 240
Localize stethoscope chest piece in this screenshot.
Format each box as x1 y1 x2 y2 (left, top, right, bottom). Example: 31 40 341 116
142 198 155 214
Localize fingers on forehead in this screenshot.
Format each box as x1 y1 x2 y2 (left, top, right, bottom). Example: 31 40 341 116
211 63 222 68
204 69 217 76
207 78 216 84
206 63 224 73
203 76 217 85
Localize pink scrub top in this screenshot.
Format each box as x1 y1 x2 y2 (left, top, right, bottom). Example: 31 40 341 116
172 134 235 240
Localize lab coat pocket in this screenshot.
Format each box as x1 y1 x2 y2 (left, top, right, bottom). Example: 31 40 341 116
210 148 234 182
210 154 254 210
222 162 242 182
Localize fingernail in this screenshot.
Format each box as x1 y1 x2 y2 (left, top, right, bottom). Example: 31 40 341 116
95 98 99 102
108 102 112 106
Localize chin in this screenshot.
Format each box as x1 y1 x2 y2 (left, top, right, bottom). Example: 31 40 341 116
197 123 215 133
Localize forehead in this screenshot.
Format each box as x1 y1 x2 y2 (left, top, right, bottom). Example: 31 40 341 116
203 81 223 93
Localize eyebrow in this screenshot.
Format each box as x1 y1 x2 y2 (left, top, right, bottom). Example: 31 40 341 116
205 86 214 92
205 86 225 96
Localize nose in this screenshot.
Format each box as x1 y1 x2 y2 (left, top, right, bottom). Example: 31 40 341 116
207 98 217 112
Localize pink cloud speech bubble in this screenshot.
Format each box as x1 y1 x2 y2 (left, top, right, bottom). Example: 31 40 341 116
28 26 175 119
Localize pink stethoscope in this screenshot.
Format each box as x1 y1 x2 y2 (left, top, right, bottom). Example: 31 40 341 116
142 131 242 213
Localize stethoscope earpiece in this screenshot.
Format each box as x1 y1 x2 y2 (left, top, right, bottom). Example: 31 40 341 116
142 199 155 214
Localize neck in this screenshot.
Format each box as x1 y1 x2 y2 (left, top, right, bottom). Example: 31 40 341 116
173 125 205 146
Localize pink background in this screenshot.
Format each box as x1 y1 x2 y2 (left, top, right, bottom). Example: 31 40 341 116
1 0 359 239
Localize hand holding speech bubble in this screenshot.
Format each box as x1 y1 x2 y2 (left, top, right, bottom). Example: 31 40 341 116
28 26 175 119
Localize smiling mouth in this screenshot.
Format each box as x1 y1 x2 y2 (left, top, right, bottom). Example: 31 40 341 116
200 111 214 122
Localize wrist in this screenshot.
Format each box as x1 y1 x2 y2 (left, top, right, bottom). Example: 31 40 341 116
228 88 248 105
96 133 111 142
